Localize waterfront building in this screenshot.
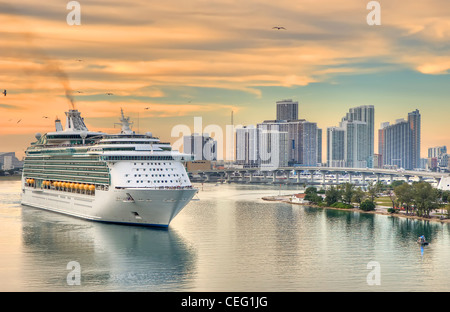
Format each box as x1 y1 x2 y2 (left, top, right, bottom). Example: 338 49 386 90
378 110 421 170
317 128 322 165
428 146 448 171
183 133 217 161
326 105 373 168
327 126 345 167
258 119 320 167
235 125 260 167
341 105 375 166
257 122 289 168
379 119 412 170
408 109 421 169
276 99 298 121
0 152 23 171
341 120 369 168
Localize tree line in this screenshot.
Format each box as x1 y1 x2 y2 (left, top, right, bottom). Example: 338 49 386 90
304 180 450 218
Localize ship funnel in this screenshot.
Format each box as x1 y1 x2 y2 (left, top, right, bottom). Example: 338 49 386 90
64 109 88 132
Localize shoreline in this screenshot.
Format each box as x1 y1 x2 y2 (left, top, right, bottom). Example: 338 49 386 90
0 175 21 181
262 195 450 224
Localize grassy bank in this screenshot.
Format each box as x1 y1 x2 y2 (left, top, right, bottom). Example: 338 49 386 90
263 194 450 224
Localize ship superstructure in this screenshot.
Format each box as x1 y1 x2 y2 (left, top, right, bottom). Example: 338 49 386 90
21 108 197 227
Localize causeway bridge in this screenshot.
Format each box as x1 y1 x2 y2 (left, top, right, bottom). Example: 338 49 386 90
187 166 449 186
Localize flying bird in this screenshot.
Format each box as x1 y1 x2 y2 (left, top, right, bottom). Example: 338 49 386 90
17 119 21 124
2 90 6 96
42 116 48 118
144 107 150 110
272 26 286 30
76 91 83 93
106 92 114 95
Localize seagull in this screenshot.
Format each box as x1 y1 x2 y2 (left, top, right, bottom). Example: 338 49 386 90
76 59 83 62
2 90 6 96
17 119 21 124
76 91 83 93
106 92 113 95
272 26 286 30
42 116 48 118
144 107 150 110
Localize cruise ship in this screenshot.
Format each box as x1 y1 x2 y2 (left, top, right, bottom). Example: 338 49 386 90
21 108 198 227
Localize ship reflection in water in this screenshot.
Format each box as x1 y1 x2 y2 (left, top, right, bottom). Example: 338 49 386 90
20 205 196 291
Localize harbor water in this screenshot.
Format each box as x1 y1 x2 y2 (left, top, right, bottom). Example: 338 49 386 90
1 178 450 292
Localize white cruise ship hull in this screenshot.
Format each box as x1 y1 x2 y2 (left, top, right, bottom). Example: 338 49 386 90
21 187 197 227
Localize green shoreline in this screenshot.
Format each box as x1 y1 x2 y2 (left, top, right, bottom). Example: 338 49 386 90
262 195 450 224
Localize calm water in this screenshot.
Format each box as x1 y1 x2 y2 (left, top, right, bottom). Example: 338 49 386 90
1 179 450 292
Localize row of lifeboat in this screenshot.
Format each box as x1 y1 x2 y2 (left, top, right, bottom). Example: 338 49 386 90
26 179 96 192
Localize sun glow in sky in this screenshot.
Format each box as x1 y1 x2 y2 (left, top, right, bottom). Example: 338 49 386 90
0 0 449 160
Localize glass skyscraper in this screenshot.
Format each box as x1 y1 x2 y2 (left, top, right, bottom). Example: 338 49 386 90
326 105 373 168
378 109 421 170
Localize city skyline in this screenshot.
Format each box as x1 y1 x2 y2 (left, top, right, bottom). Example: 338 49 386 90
1 0 449 160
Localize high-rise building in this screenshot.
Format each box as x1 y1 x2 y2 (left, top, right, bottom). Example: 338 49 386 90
326 106 372 168
260 119 320 167
379 119 412 170
317 128 322 165
341 105 374 165
276 99 298 121
183 133 217 161
327 127 345 167
379 110 421 170
257 122 289 168
342 120 369 168
408 109 421 169
235 126 259 167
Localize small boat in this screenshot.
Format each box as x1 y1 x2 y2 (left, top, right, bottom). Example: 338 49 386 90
417 235 428 245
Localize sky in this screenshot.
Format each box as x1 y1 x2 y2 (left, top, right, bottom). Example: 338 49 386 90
0 0 449 160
